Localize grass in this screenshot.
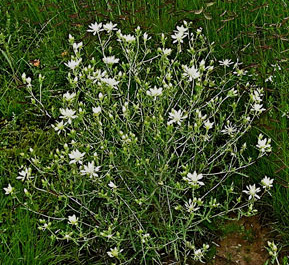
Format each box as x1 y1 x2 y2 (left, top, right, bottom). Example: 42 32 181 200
0 0 289 263
0 197 69 265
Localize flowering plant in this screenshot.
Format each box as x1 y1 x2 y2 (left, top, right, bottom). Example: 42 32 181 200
8 21 273 264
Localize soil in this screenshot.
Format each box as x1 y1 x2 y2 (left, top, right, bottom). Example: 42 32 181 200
161 215 285 265
211 215 271 265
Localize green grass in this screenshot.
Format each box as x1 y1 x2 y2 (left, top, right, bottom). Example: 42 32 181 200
0 197 69 265
1 0 289 263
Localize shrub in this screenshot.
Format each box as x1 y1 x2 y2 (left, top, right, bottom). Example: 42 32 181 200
6 21 273 264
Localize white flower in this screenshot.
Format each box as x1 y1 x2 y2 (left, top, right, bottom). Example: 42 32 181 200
183 171 204 188
71 76 78 84
87 22 102 35
63 92 76 101
183 65 200 81
100 230 114 239
227 88 238 97
267 241 278 255
68 214 78 226
122 102 129 115
171 31 186 43
103 56 119 65
80 161 101 178
193 248 205 262
219 59 233 67
52 121 66 134
27 78 33 88
199 59 206 70
221 122 237 136
243 116 251 123
4 184 14 195
69 149 85 164
146 86 163 99
251 88 263 103
256 134 271 154
21 72 27 82
64 233 73 241
161 48 172 56
203 120 214 131
176 25 188 35
265 75 273 83
207 65 214 72
141 233 150 243
108 181 117 189
103 22 117 33
119 33 136 43
233 68 247 76
22 73 32 87
107 247 123 258
73 42 83 52
68 34 74 42
261 176 274 189
101 78 119 89
271 64 281 71
168 109 187 125
233 58 243 69
185 199 200 213
26 79 32 88
59 108 77 124
243 184 261 200
65 59 82 70
16 167 33 182
38 221 51 231
251 103 265 114
92 106 102 115
197 27 203 34
143 32 151 42
99 92 104 100
88 69 107 83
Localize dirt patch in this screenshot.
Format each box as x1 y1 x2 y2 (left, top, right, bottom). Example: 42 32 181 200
161 215 283 265
211 215 271 265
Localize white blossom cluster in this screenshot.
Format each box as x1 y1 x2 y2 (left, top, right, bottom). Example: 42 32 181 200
5 21 274 264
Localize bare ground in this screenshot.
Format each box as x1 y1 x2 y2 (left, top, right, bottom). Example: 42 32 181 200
211 215 270 265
